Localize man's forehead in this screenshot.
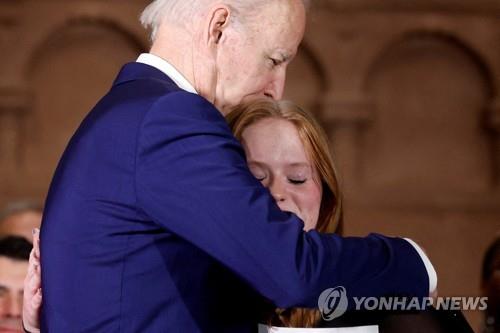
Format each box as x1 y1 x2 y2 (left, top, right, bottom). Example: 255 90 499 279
0 257 28 281
261 24 302 54
257 10 305 58
2 211 42 225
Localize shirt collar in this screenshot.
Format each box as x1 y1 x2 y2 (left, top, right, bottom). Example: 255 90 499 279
136 53 197 94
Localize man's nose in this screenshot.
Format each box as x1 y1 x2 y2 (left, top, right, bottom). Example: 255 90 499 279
4 295 22 318
264 69 286 100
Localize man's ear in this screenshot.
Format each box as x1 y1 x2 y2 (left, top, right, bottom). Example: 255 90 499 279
207 6 231 45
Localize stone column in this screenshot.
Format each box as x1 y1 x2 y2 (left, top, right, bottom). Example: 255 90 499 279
487 97 500 188
319 92 373 194
0 87 31 184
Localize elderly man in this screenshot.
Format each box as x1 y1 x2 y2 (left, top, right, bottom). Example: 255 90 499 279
0 236 32 333
39 0 436 331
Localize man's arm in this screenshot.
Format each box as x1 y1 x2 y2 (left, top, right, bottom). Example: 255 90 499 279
135 91 433 308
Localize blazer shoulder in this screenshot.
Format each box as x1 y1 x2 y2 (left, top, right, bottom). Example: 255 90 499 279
147 91 225 123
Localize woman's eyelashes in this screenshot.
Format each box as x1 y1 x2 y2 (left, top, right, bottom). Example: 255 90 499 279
248 164 309 185
251 171 267 182
288 178 306 185
253 174 307 185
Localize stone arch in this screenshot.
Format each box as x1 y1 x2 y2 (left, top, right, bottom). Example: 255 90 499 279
22 17 145 193
26 15 146 76
361 31 495 196
365 30 495 93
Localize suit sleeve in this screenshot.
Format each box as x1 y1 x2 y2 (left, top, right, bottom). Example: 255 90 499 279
135 91 430 308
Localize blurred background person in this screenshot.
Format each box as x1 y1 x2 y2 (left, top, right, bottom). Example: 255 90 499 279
0 236 32 333
0 202 42 241
481 236 500 333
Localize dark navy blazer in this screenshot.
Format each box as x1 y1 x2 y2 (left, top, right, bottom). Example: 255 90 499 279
40 62 429 332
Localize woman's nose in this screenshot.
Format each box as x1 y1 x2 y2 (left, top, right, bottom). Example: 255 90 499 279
270 179 287 202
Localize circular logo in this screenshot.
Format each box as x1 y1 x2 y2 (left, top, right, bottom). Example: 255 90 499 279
318 286 348 321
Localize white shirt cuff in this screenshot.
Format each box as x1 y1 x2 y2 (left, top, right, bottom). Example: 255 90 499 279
404 238 437 294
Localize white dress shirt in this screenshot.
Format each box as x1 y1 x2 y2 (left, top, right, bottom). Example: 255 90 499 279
136 53 197 94
405 238 438 293
134 53 438 295
258 324 379 333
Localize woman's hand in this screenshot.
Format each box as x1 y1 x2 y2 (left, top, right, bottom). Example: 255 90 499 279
22 228 42 333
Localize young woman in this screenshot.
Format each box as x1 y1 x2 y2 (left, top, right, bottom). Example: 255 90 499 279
228 99 472 332
227 99 344 329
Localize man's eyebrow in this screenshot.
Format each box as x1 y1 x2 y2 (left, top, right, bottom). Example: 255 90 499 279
0 285 8 292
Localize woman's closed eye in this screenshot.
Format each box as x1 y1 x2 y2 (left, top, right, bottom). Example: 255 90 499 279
248 163 268 182
250 170 267 182
288 178 306 185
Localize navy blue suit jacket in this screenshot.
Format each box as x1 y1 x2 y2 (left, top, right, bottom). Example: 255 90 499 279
40 62 429 332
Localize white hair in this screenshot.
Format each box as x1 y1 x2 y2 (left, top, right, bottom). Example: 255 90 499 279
140 0 310 41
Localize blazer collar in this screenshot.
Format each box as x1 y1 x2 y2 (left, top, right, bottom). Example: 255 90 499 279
113 62 179 90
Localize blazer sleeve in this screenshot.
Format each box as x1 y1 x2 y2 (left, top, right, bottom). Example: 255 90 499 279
135 91 430 308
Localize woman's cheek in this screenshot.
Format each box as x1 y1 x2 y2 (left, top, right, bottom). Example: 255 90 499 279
292 185 322 231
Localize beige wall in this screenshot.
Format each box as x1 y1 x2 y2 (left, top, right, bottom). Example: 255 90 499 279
0 1 499 331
